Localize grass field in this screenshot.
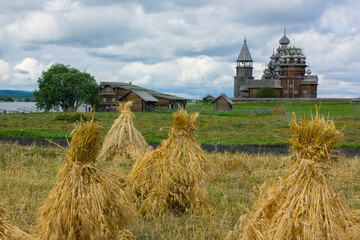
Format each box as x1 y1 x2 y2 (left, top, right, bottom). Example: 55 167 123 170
0 102 359 148
0 142 359 239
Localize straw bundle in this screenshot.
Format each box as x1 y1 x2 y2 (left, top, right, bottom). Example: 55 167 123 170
37 118 135 240
227 110 360 240
0 204 34 240
98 101 151 163
271 106 285 115
130 108 211 218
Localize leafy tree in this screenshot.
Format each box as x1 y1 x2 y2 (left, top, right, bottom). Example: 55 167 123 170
255 87 277 98
34 63 99 112
5 96 14 102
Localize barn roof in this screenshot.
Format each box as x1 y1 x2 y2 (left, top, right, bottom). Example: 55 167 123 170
100 82 187 101
202 94 215 100
212 94 234 105
119 90 159 102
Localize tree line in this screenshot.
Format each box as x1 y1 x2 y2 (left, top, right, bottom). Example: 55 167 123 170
0 95 35 102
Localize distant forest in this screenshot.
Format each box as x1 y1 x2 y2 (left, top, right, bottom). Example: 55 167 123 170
0 90 35 102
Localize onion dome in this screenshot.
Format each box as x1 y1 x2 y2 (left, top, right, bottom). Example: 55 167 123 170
279 27 290 46
263 68 271 76
306 68 312 75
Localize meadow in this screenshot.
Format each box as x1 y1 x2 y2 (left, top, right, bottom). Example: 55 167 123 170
0 142 359 239
1 102 360 239
0 102 359 148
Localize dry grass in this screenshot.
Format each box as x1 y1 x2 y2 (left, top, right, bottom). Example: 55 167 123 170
36 118 135 240
227 110 360 240
0 204 34 240
0 141 359 239
272 106 285 115
97 101 151 163
129 109 211 218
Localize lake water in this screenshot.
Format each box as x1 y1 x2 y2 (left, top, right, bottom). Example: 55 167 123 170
0 102 87 113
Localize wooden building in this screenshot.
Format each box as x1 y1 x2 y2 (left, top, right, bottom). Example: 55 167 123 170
202 94 215 103
98 82 187 112
234 29 318 99
212 94 234 112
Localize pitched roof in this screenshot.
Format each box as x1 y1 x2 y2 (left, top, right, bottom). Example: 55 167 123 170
237 38 253 62
119 90 159 102
202 94 215 99
100 82 187 101
212 94 234 105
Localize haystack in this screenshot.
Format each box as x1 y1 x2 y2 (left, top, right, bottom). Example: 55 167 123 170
227 109 360 240
0 204 34 240
37 118 135 240
272 106 285 115
130 108 211 219
98 101 151 163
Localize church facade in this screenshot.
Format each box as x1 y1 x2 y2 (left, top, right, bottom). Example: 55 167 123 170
234 30 318 98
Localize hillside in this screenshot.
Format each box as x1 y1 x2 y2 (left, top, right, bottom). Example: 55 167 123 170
0 89 35 101
0 89 34 97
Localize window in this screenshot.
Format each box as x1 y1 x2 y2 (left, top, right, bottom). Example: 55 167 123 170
303 90 308 94
112 98 115 102
103 98 106 102
253 90 256 94
290 85 293 88
284 90 288 94
106 88 111 92
294 90 297 94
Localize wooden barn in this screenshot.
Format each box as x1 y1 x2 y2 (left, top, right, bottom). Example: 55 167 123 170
118 90 158 112
98 82 187 112
212 94 234 112
202 94 215 103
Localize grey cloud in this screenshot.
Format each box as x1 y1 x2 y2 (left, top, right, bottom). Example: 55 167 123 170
0 0 44 12
15 69 29 74
0 0 359 98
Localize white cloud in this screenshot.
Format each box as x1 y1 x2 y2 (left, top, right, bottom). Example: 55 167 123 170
6 12 62 43
14 58 46 83
96 56 234 98
0 0 359 99
0 58 51 89
132 75 151 85
319 3 360 33
44 0 80 12
317 75 360 98
0 60 11 82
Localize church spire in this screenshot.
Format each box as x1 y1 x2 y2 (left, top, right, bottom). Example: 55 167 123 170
237 37 253 65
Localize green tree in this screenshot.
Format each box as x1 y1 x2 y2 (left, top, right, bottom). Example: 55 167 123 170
255 87 277 98
5 96 14 102
33 63 99 112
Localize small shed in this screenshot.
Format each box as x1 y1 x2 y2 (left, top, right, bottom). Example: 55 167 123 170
118 90 158 112
202 94 215 103
212 94 234 112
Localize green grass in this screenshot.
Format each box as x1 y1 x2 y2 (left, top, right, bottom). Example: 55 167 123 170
0 143 359 238
0 102 359 148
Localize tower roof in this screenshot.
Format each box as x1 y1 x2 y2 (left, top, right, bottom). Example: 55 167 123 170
237 38 253 62
279 27 290 45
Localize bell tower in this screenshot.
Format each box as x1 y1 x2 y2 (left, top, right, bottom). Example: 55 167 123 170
234 38 253 98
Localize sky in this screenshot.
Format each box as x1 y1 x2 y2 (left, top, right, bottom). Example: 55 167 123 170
0 0 359 99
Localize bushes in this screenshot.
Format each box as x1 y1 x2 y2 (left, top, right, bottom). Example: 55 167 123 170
54 112 92 123
255 87 277 98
